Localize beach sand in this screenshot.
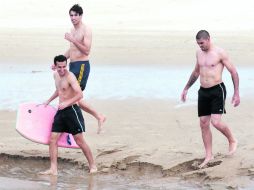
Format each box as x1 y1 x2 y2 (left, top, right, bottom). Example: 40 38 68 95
1 30 254 189
1 0 254 189
1 98 254 188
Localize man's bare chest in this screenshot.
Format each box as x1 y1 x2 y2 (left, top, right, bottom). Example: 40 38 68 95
71 30 84 42
198 53 221 67
56 79 70 92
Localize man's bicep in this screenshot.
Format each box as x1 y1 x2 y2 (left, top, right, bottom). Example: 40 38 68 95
193 62 200 75
221 51 235 72
69 75 82 93
64 49 70 59
194 52 200 74
83 28 92 48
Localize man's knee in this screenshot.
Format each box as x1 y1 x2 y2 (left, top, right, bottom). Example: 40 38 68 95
211 118 223 129
49 133 59 145
200 117 210 128
49 137 58 145
74 135 85 147
211 114 222 128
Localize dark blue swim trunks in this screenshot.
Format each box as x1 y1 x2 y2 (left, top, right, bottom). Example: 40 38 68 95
69 61 90 91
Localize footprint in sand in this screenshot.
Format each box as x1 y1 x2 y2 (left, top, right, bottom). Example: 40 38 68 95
96 145 127 158
166 158 223 176
96 148 123 158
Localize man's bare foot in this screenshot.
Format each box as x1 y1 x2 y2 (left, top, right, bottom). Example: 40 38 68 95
89 166 98 174
97 115 106 134
198 156 214 169
38 169 58 176
228 139 238 155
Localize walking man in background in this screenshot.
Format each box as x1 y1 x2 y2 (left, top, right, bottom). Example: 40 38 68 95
64 4 106 134
181 30 240 168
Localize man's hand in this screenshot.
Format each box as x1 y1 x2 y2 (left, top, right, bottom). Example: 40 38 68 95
58 102 68 110
64 33 75 43
232 93 240 107
43 100 50 107
181 89 188 102
51 64 56 71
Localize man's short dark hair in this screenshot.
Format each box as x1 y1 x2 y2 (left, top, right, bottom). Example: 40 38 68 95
54 55 67 65
196 30 210 40
69 4 83 15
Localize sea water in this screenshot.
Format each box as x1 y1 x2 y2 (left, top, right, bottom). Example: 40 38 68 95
0 64 253 110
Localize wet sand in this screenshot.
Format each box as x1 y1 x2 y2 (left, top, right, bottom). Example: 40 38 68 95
1 98 254 189
0 153 200 189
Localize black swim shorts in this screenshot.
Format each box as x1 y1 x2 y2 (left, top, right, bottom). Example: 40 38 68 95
69 61 90 91
52 104 85 135
198 82 227 117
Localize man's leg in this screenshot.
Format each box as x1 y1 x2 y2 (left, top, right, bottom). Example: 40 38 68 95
39 132 61 175
78 99 106 134
211 114 238 155
199 115 214 168
73 133 97 173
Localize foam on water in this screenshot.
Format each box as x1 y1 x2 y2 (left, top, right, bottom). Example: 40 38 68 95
0 65 253 110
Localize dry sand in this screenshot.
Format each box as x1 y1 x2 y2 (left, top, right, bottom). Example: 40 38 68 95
1 28 254 66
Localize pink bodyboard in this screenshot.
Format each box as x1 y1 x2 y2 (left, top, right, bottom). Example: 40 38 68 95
16 102 79 148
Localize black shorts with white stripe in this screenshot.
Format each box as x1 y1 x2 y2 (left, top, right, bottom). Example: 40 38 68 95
198 82 227 117
52 104 85 135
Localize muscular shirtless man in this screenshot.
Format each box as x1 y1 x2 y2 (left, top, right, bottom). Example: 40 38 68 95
64 4 105 134
181 30 240 168
40 55 97 175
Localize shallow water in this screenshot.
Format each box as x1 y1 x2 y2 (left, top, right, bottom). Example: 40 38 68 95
0 154 201 190
1 64 254 110
1 154 254 190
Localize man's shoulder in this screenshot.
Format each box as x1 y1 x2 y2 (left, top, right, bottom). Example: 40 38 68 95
214 46 226 53
82 23 91 29
66 71 73 77
83 24 92 35
66 71 77 81
213 46 228 59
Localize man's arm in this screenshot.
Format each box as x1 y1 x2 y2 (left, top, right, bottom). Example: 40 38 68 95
58 73 83 110
64 49 70 60
44 73 59 105
65 26 92 56
181 62 200 102
45 90 58 105
221 50 240 107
